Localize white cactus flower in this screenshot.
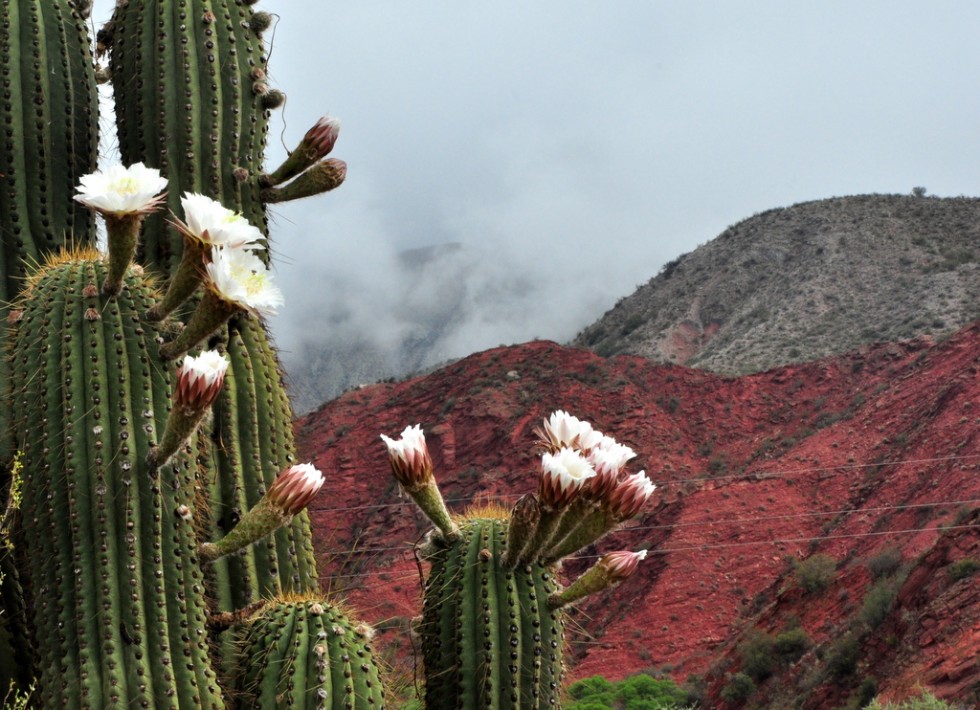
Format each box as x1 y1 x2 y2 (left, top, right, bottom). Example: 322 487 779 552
205 246 284 316
539 447 596 508
74 162 168 215
177 193 263 249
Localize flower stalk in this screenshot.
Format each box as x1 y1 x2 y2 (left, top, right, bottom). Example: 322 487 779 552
547 550 647 609
199 464 325 562
261 159 347 203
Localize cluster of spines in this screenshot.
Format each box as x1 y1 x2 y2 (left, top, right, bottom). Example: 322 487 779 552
236 598 386 709
9 256 224 708
421 517 564 710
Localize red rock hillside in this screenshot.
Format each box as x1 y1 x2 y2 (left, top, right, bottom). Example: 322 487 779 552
294 322 980 708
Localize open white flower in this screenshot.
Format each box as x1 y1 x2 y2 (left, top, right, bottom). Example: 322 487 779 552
74 162 168 215
205 246 284 316
176 193 263 248
536 410 604 452
540 447 596 508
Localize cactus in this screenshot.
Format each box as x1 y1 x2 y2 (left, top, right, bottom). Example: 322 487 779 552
381 413 654 709
236 597 386 709
419 513 565 710
9 254 225 708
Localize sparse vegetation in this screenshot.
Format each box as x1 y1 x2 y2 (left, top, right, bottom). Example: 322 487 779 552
859 577 902 629
867 548 903 579
565 673 692 709
866 689 959 709
947 558 980 581
720 672 755 703
793 553 837 594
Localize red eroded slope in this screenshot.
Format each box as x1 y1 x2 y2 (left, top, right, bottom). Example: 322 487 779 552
295 323 980 707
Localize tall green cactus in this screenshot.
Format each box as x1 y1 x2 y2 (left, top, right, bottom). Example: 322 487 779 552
10 254 225 708
107 0 320 619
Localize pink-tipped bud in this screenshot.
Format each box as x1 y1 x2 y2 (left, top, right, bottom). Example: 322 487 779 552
267 463 325 515
605 470 656 520
380 425 433 488
539 447 596 509
534 410 604 453
174 350 229 410
584 445 629 500
601 549 648 581
303 115 341 160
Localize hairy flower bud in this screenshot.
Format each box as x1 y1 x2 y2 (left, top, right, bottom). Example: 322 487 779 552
601 549 648 581
380 424 433 489
174 350 228 411
267 463 326 515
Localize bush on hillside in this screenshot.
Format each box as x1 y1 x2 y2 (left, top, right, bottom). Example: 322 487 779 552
793 553 837 594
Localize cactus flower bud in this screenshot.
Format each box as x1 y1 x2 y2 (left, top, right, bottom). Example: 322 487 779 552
146 350 229 472
605 470 656 520
174 350 229 411
266 463 326 515
602 549 648 580
263 115 341 187
380 424 432 489
199 464 325 562
380 425 459 542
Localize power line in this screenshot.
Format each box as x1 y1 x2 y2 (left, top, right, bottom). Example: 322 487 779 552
313 453 980 515
314 497 980 559
318 522 980 583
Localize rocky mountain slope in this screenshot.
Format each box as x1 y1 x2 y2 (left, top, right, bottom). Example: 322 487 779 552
296 322 980 708
573 194 980 374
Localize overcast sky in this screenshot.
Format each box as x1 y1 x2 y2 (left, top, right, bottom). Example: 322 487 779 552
90 1 980 372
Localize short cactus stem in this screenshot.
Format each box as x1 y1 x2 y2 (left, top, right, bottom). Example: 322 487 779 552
514 502 566 566
101 212 142 296
409 479 461 543
159 289 240 360
501 493 541 568
261 158 347 203
263 115 341 187
144 237 207 321
548 549 647 609
200 464 324 562
542 506 612 565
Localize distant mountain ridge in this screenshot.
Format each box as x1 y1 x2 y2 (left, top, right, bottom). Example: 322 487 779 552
573 193 980 373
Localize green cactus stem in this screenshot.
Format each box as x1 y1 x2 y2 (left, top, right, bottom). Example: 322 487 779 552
420 511 565 710
236 597 386 709
9 252 224 708
261 159 347 204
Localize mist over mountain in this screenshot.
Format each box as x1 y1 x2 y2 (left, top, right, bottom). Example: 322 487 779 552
281 193 980 414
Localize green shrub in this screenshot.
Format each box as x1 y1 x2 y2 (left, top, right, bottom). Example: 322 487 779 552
826 634 860 678
739 632 776 681
721 672 755 703
865 689 956 709
615 674 687 708
793 553 837 594
569 676 615 700
773 627 811 662
860 578 901 629
947 558 980 581
867 548 903 579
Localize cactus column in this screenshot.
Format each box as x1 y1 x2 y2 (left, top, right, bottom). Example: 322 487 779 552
10 254 224 708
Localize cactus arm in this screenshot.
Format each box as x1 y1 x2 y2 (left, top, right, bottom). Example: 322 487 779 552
531 565 564 709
